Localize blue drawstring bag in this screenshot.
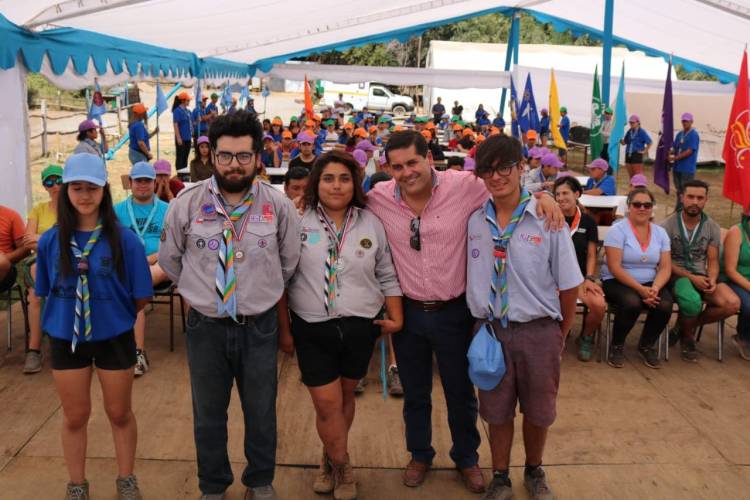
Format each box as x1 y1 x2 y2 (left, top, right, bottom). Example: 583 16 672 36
467 322 506 391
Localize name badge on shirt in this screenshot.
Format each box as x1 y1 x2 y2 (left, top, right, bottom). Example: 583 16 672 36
519 233 543 245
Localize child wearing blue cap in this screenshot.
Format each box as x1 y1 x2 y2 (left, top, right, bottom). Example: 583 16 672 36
34 153 153 500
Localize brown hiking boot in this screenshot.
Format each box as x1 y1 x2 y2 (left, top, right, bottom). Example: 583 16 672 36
331 456 357 500
313 451 334 494
402 459 430 487
459 464 486 493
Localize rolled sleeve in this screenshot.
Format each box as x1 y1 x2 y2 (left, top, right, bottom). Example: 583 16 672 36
275 195 301 285
374 221 402 297
157 202 186 283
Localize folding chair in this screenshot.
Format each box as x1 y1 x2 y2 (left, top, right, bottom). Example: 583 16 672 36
3 282 30 352
150 282 186 352
604 304 670 363
695 320 725 362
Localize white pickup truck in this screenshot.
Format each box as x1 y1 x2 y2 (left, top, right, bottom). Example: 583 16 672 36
321 82 414 115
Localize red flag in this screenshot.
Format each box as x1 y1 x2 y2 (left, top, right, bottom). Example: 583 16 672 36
304 74 314 119
723 50 750 209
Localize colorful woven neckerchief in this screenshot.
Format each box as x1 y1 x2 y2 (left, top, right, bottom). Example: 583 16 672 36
209 177 256 321
70 221 103 352
317 205 354 315
484 189 531 327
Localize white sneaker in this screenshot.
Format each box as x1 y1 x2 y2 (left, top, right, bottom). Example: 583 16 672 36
134 350 149 377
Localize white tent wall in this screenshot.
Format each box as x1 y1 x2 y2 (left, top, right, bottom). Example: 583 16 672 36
0 64 31 218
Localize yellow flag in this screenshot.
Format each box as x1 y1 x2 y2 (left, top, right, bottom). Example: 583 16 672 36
549 69 567 150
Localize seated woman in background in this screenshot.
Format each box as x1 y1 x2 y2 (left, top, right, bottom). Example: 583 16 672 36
554 176 606 362
722 213 750 361
600 188 673 369
189 136 214 181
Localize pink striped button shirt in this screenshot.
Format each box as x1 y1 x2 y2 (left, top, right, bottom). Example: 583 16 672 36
367 169 488 301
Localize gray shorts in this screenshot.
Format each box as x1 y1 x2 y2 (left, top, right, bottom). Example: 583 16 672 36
477 317 562 427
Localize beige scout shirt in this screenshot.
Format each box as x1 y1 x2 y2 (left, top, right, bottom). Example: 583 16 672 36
159 178 300 318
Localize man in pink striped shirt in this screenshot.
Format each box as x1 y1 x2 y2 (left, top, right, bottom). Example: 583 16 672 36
367 131 562 494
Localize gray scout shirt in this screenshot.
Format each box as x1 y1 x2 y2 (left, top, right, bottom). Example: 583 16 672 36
523 167 558 194
288 206 402 323
660 211 721 276
466 196 583 322
159 178 300 318
74 138 103 158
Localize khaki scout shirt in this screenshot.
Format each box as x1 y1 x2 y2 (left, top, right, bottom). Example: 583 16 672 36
159 178 300 318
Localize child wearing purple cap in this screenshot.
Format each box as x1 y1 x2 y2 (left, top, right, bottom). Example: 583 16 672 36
621 114 652 178
74 119 108 158
190 136 214 181
524 152 564 193
670 111 700 209
584 158 618 225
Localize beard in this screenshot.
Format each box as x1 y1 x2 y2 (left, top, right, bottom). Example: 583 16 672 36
684 205 702 217
214 168 256 193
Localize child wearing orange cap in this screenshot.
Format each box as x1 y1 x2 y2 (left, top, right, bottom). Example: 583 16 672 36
128 103 158 164
457 128 476 153
448 123 463 151
270 116 284 142
421 129 445 161
172 92 193 173
368 125 382 146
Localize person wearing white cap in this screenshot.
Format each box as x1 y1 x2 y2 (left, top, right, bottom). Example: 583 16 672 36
669 112 700 209
621 114 652 178
524 152 564 193
34 153 152 500
114 162 170 376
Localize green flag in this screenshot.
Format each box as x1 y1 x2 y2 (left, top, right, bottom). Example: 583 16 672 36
590 65 604 159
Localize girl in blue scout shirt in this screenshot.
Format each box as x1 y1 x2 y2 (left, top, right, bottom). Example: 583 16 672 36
621 114 652 179
173 92 193 175
35 153 153 500
279 150 403 500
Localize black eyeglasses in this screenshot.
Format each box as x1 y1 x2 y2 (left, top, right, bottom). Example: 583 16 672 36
410 217 421 251
214 151 255 166
43 177 62 188
630 201 653 210
478 161 520 178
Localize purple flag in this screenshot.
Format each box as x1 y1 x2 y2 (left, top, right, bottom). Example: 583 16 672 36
653 60 674 193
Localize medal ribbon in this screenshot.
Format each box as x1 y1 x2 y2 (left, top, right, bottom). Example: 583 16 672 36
126 196 159 245
677 210 706 273
318 205 354 315
485 190 531 327
209 177 256 321
568 206 582 236
70 221 103 352
628 219 651 253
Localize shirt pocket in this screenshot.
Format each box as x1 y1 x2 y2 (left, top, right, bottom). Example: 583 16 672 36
244 222 278 255
187 222 223 266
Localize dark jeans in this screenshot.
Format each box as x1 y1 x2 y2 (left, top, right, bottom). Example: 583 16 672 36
392 297 480 469
602 279 674 348
175 140 191 171
185 307 279 494
727 282 750 340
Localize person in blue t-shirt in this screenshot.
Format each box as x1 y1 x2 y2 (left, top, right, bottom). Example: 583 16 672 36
621 114 652 178
172 92 193 173
35 153 152 499
192 96 210 140
492 114 505 132
539 108 550 147
128 103 157 165
114 162 170 377
670 112 700 208
206 93 220 123
584 158 618 225
558 107 570 144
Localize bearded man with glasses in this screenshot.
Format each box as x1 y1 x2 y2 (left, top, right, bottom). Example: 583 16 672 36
365 130 564 494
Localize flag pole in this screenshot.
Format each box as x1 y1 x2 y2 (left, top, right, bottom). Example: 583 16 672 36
156 79 161 161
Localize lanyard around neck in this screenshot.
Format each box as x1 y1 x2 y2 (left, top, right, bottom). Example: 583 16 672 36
126 196 158 243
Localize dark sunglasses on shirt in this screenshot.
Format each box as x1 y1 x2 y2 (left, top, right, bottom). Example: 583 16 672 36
43 177 62 188
410 217 421 251
630 201 653 210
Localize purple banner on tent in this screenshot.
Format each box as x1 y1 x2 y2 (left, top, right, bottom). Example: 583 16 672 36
653 61 674 193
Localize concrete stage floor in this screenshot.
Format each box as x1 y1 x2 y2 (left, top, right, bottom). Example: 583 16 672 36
1 302 749 499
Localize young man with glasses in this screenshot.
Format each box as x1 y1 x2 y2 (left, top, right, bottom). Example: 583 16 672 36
466 135 581 500
159 110 300 500
366 130 563 494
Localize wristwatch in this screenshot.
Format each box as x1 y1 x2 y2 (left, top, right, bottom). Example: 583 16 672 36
585 275 598 283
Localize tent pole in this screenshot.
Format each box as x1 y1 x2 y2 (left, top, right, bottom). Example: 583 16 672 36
499 11 520 119
602 0 615 105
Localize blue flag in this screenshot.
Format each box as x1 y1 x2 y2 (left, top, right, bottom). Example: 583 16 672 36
607 63 627 172
517 74 539 134
88 80 107 125
155 83 168 116
221 85 232 111
653 60 674 193
194 80 202 113
240 84 249 108
509 76 521 139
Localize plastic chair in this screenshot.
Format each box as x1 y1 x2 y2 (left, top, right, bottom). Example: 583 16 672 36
695 320 725 362
604 304 670 362
2 282 30 352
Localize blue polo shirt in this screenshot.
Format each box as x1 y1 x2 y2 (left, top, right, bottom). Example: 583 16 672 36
559 115 570 142
128 121 149 152
114 196 169 256
492 117 505 128
172 106 192 141
192 107 208 135
34 226 153 342
206 102 218 115
601 220 670 283
477 117 491 127
624 127 652 154
585 175 617 196
673 128 700 174
540 115 550 134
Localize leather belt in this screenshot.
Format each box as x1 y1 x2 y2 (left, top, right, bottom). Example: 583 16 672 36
197 310 257 326
404 294 465 312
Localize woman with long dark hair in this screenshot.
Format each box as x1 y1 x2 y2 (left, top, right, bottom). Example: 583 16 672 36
34 153 153 500
279 150 403 500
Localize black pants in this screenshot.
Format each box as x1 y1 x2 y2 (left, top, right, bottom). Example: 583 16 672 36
602 279 673 348
175 140 191 171
392 297 480 469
